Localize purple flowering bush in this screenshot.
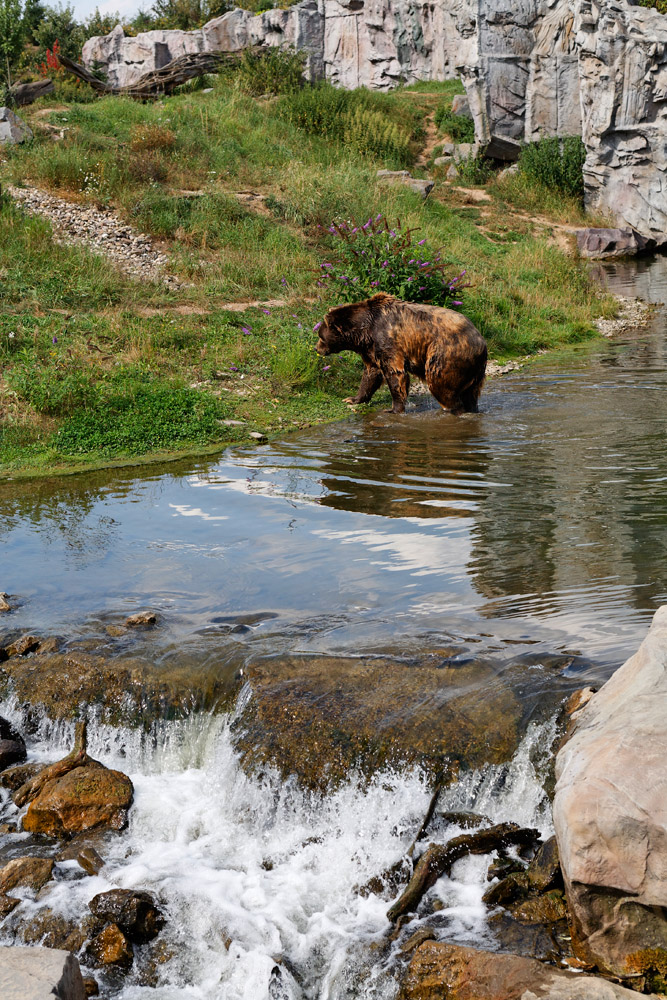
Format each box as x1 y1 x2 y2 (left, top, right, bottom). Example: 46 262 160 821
317 216 467 307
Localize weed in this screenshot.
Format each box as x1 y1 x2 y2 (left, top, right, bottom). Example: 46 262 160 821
129 122 177 151
455 153 494 185
341 107 411 167
434 103 475 143
519 136 586 199
233 47 306 96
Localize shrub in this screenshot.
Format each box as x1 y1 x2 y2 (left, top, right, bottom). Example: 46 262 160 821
341 106 411 167
234 46 305 96
434 103 475 143
519 135 586 198
129 122 177 151
317 215 467 306
455 153 494 185
637 0 667 11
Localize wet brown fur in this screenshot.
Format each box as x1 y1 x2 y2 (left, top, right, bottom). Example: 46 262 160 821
315 293 487 414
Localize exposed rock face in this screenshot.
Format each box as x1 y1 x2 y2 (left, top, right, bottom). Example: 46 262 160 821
82 0 667 242
399 941 663 1000
0 945 86 1000
0 108 32 145
554 605 667 979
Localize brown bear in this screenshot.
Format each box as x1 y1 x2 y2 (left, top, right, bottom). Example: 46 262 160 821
315 292 487 414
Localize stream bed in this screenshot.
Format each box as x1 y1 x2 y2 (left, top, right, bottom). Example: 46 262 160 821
1 256 666 998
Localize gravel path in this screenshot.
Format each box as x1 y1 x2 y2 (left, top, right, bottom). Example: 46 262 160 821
8 184 184 287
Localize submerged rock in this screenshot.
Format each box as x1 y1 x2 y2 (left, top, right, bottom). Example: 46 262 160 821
14 907 95 951
89 889 165 943
235 653 526 789
554 605 667 980
0 717 26 772
17 721 133 838
86 923 134 969
400 942 661 1000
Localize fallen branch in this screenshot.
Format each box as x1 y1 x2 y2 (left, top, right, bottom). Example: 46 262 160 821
14 719 90 808
58 50 252 100
10 79 55 106
387 822 539 922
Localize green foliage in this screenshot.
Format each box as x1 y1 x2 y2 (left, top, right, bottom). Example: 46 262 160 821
149 0 230 30
53 383 224 456
637 0 667 11
341 106 411 166
519 135 586 199
34 3 85 61
317 215 466 306
7 361 100 414
0 0 26 84
455 153 494 185
232 46 305 96
434 102 475 143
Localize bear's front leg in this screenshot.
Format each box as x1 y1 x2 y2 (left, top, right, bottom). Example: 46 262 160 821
344 364 384 404
384 369 410 413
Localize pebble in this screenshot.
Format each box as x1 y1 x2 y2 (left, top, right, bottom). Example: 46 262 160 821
8 185 184 287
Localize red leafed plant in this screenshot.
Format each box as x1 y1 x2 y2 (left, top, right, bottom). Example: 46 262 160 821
39 39 64 78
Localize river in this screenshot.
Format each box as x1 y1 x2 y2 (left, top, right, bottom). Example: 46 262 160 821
0 254 666 998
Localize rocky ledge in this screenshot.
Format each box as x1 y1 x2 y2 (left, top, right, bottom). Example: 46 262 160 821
554 605 667 988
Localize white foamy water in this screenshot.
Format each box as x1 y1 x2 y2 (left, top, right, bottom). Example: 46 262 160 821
0 699 556 1000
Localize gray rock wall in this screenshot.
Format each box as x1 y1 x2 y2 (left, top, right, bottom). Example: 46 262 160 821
82 0 666 242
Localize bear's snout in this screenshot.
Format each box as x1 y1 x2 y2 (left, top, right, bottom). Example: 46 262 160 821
315 339 330 356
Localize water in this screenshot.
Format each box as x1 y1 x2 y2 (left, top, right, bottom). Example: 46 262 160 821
1 258 667 996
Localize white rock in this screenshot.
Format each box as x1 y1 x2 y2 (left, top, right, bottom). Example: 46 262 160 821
554 605 667 976
0 107 32 145
0 946 85 1000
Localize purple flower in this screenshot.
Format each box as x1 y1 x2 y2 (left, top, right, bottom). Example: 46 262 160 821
370 281 379 286
263 309 271 314
313 322 322 331
281 278 287 284
230 365 239 371
381 261 388 267
241 326 252 335
417 239 426 245
322 263 332 268
322 365 331 371
419 286 426 291
297 323 302 329
376 213 382 221
452 300 462 305
52 336 57 344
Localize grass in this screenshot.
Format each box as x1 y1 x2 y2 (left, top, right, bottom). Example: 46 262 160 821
0 74 617 476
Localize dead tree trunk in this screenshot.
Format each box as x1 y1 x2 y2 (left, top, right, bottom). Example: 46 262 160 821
9 79 55 106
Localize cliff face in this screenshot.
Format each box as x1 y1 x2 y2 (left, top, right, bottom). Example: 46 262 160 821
82 0 667 242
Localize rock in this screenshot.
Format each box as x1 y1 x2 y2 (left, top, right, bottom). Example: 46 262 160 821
0 717 26 772
220 419 246 426
446 164 459 181
0 108 33 145
5 635 40 657
89 888 165 943
76 848 105 876
497 163 519 181
433 156 452 167
508 889 568 925
0 945 86 1000
377 169 412 178
86 923 134 969
554 605 667 979
15 908 95 951
124 610 157 628
451 94 472 118
249 431 268 443
407 178 434 199
82 977 99 997
479 134 521 163
399 941 661 1000
576 228 648 260
18 721 133 838
453 142 478 163
0 594 10 612
0 895 20 919
0 857 54 895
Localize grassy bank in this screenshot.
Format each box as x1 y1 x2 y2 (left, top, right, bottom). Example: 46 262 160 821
0 74 616 476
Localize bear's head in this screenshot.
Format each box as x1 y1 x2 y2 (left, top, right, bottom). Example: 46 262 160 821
315 294 394 355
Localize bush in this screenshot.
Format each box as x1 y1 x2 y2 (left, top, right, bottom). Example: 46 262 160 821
434 103 475 143
637 0 667 11
519 135 586 198
317 215 467 306
341 106 411 167
455 153 494 185
233 47 305 96
129 122 177 151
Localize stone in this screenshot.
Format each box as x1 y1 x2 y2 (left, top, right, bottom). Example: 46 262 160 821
453 142 477 163
399 941 661 1000
479 134 521 162
497 163 519 181
86 923 134 969
0 594 10 612
76 847 105 876
0 857 54 895
377 169 411 178
554 605 667 979
0 895 19 919
576 228 648 260
89 888 165 943
433 155 452 167
249 431 268 442
508 888 568 925
407 178 434 199
0 108 33 145
18 721 133 838
451 94 472 118
5 635 40 657
446 164 459 181
0 762 43 791
82 977 99 997
0 946 85 999
15 908 95 952
124 610 157 627
0 717 26 772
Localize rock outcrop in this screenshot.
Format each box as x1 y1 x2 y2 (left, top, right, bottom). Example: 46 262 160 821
0 945 86 1000
0 108 32 145
554 605 667 980
82 0 667 244
399 941 663 1000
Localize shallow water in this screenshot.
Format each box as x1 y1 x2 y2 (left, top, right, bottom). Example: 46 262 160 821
1 259 667 997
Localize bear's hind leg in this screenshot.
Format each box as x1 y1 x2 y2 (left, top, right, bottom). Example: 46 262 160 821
426 366 467 414
384 369 410 414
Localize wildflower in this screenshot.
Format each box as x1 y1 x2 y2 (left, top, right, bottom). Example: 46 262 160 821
52 336 58 344
419 286 426 291
452 300 462 305
370 281 379 286
230 365 239 371
262 309 271 314
241 327 252 335
313 322 322 331
8 332 15 339
281 278 287 284
322 365 331 371
297 323 302 329
381 261 388 267
417 239 426 245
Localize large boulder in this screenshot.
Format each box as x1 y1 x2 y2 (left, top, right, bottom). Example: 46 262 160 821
0 108 32 146
399 941 663 1000
0 945 85 1000
89 889 165 943
16 721 133 838
0 716 26 771
554 605 667 980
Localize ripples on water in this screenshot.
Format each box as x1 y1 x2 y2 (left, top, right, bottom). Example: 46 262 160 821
1 258 667 996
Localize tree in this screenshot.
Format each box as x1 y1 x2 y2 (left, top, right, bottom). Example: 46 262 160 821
0 0 26 86
34 3 85 61
23 0 46 41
